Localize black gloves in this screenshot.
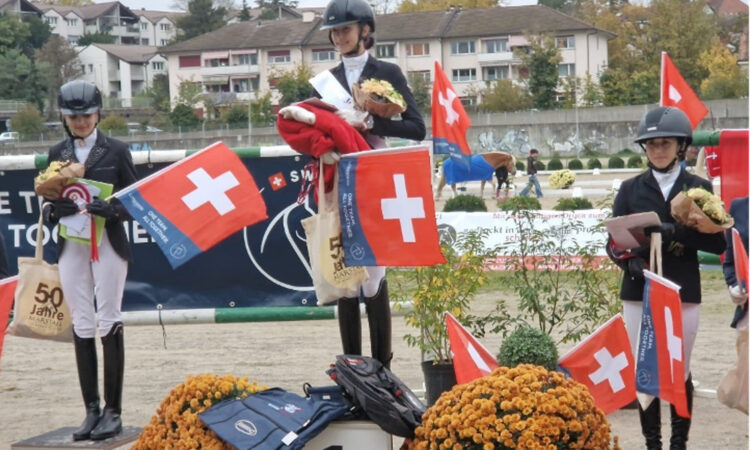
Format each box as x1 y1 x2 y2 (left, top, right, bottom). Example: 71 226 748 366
86 198 118 219
644 222 680 244
627 258 645 280
53 197 79 218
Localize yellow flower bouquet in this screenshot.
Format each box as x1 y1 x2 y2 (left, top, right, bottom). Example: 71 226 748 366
549 169 576 189
671 186 734 234
404 364 619 450
133 374 266 449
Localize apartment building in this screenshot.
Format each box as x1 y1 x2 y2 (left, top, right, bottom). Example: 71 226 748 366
34 1 177 46
0 0 41 18
77 43 167 105
161 5 614 108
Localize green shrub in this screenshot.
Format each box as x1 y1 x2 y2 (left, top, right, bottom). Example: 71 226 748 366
616 148 637 157
443 194 487 212
222 105 249 127
567 159 583 170
10 105 43 138
586 158 602 169
580 148 603 158
497 327 559 371
627 155 644 168
498 195 541 211
553 197 594 211
98 115 128 135
547 158 563 170
169 103 201 129
515 160 525 171
535 160 546 171
607 156 625 169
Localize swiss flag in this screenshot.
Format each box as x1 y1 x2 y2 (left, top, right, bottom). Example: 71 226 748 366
445 312 498 384
558 315 636 414
337 146 446 267
268 172 287 191
637 270 690 418
115 142 268 268
717 130 750 203
733 228 748 291
661 52 708 129
703 145 721 178
0 275 19 369
432 61 472 166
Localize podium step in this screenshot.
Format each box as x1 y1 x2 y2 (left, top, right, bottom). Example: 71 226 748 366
11 427 141 450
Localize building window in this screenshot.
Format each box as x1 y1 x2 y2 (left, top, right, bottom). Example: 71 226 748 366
233 77 259 92
81 65 85 73
160 39 169 46
68 35 80 44
406 43 429 57
558 63 575 77
141 22 148 30
46 16 57 25
376 44 395 58
484 66 508 81
65 18 78 26
141 38 149 45
452 68 476 82
268 50 290 64
268 77 279 88
408 70 430 82
89 64 94 72
556 36 575 49
207 58 229 67
179 55 201 68
460 96 476 106
312 48 336 62
152 61 164 71
160 23 171 31
484 39 508 53
237 53 257 65
450 40 475 55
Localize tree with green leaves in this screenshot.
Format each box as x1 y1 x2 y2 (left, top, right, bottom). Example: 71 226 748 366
519 35 561 110
273 64 314 107
580 72 602 107
176 79 203 107
249 92 275 126
175 0 227 42
477 79 531 112
145 73 171 113
222 104 248 127
36 36 82 119
558 76 577 109
77 31 116 46
398 0 495 12
699 43 749 100
21 15 52 56
407 73 431 114
10 104 44 139
0 13 31 55
239 0 252 21
169 103 200 129
257 0 298 19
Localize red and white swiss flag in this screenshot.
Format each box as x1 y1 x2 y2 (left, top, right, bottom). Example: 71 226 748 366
338 146 445 267
116 142 268 268
268 172 287 191
661 52 708 129
445 312 498 384
558 314 636 414
0 275 19 369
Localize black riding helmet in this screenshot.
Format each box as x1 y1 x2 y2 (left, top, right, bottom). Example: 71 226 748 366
635 106 693 171
59 80 102 115
321 0 375 54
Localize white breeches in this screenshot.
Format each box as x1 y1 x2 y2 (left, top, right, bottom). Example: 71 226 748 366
623 300 700 381
362 266 386 298
58 231 128 339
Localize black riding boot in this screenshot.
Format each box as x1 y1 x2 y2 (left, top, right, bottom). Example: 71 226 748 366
72 333 100 441
337 296 361 355
639 398 662 450
365 280 392 370
669 374 694 450
90 323 124 441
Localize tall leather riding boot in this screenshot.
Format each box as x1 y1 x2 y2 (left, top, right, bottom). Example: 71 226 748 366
365 280 392 370
90 323 124 441
639 398 662 450
337 297 361 355
72 333 100 441
669 374 694 450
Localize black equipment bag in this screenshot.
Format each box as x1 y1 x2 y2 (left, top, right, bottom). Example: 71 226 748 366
326 355 426 438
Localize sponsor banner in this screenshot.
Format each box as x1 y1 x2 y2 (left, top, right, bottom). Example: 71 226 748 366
0 155 319 311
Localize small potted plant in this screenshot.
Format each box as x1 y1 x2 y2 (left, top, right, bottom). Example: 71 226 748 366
392 229 498 405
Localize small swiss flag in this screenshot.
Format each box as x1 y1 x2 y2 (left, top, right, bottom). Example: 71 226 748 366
558 315 636 414
268 172 287 191
445 312 498 384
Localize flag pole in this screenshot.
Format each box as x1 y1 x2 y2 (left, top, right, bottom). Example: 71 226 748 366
660 51 666 106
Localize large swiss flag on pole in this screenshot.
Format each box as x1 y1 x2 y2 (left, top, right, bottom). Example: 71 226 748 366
660 52 708 129
445 312 498 384
557 315 636 414
115 142 268 268
637 270 690 418
432 61 472 167
0 275 19 369
337 146 445 267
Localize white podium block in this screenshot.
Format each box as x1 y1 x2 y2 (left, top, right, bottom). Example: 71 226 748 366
305 420 393 450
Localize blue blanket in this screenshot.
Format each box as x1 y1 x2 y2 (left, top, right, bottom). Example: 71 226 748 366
442 154 494 185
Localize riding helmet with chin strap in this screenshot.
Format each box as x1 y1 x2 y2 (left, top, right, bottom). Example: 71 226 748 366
635 106 693 172
321 0 375 54
59 80 102 139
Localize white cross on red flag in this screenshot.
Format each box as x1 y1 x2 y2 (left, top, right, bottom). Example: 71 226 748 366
445 312 498 384
661 52 708 129
558 314 636 414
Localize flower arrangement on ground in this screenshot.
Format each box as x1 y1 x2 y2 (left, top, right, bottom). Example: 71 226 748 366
403 364 620 450
133 374 266 449
549 169 576 189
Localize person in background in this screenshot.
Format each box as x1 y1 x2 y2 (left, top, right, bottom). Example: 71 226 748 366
606 106 726 450
494 164 509 199
0 233 8 279
519 148 542 198
317 0 426 369
43 80 137 441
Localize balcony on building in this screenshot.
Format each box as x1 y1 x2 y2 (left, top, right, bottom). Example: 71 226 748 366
477 51 516 65
200 50 260 77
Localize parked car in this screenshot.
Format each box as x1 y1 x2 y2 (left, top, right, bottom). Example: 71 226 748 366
0 131 19 143
128 123 162 135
